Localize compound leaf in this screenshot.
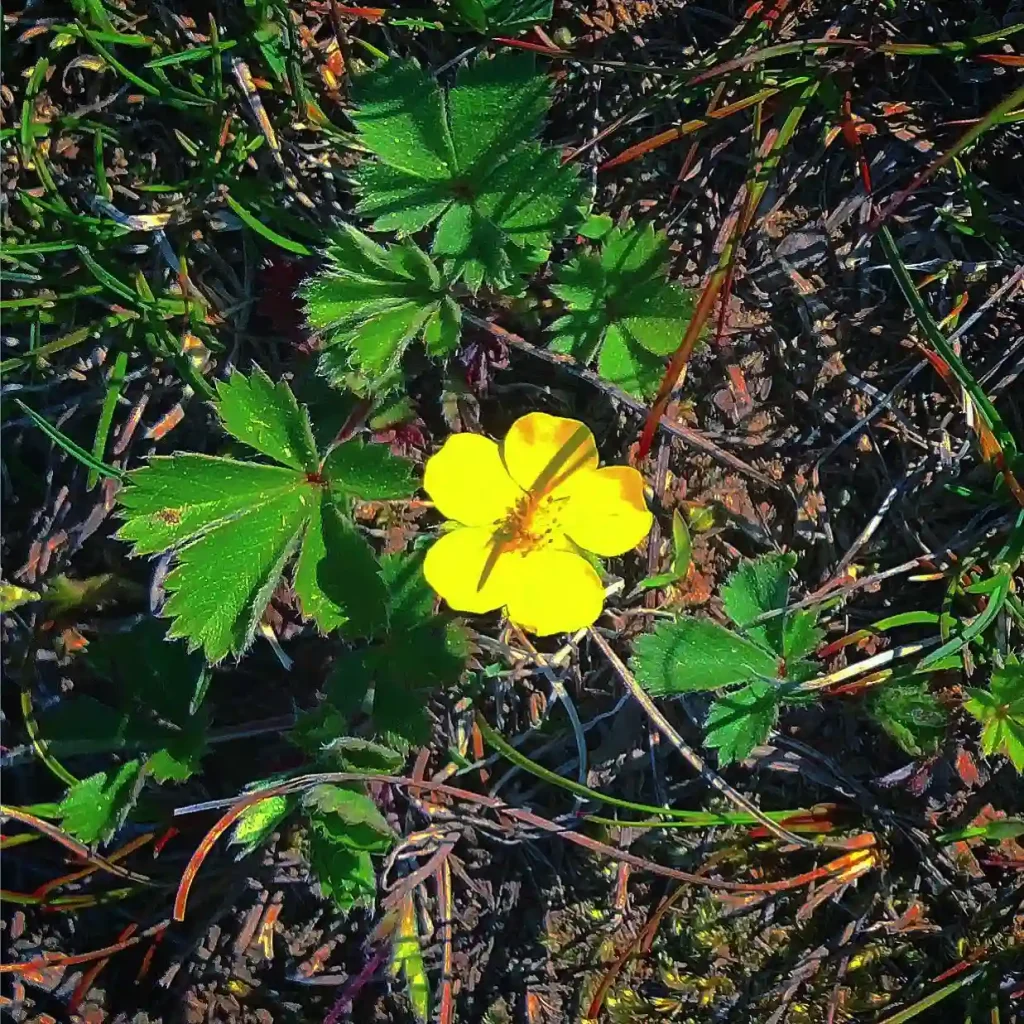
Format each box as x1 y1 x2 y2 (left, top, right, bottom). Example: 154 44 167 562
301 225 457 391
549 221 696 396
631 617 780 695
704 681 780 765
351 54 586 291
117 371 393 661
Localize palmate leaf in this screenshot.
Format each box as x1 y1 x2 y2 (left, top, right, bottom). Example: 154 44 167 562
351 53 587 291
301 224 462 393
549 221 696 396
116 367 413 663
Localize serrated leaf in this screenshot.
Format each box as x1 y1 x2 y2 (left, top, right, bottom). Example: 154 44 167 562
380 550 435 628
704 681 779 765
307 812 379 911
324 439 415 500
322 736 405 773
117 371 389 660
350 54 586 291
214 366 318 473
160 485 312 662
328 620 468 747
964 663 1024 772
720 553 796 654
303 784 393 840
58 761 142 844
549 222 696 396
782 608 825 662
301 225 457 391
631 617 781 695
293 493 388 637
145 725 206 783
869 679 948 758
86 618 209 724
232 792 294 855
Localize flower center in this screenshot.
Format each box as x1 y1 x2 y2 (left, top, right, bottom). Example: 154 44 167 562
497 493 563 553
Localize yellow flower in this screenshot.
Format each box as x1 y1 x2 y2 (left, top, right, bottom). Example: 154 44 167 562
422 412 653 635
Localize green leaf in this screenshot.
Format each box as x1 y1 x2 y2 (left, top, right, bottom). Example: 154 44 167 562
145 727 206 783
328 621 468 747
324 439 416 500
450 0 552 33
214 365 318 472
322 736 406 774
303 783 393 841
293 493 388 637
307 810 380 911
869 679 948 758
670 509 692 580
391 894 430 1022
232 792 294 855
116 371 387 660
549 222 696 397
964 663 1024 772
631 617 781 695
782 608 825 662
350 54 586 291
58 761 142 843
720 553 796 654
704 682 779 765
86 618 210 724
301 225 457 392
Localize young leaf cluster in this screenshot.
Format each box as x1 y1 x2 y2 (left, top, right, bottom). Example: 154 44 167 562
116 367 414 663
631 553 824 764
302 53 590 393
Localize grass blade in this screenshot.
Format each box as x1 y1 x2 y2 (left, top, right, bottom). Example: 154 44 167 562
14 400 127 482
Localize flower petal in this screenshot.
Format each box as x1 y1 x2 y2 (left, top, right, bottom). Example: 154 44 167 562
504 549 604 635
560 466 653 556
500 412 598 494
424 433 522 526
423 526 515 614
